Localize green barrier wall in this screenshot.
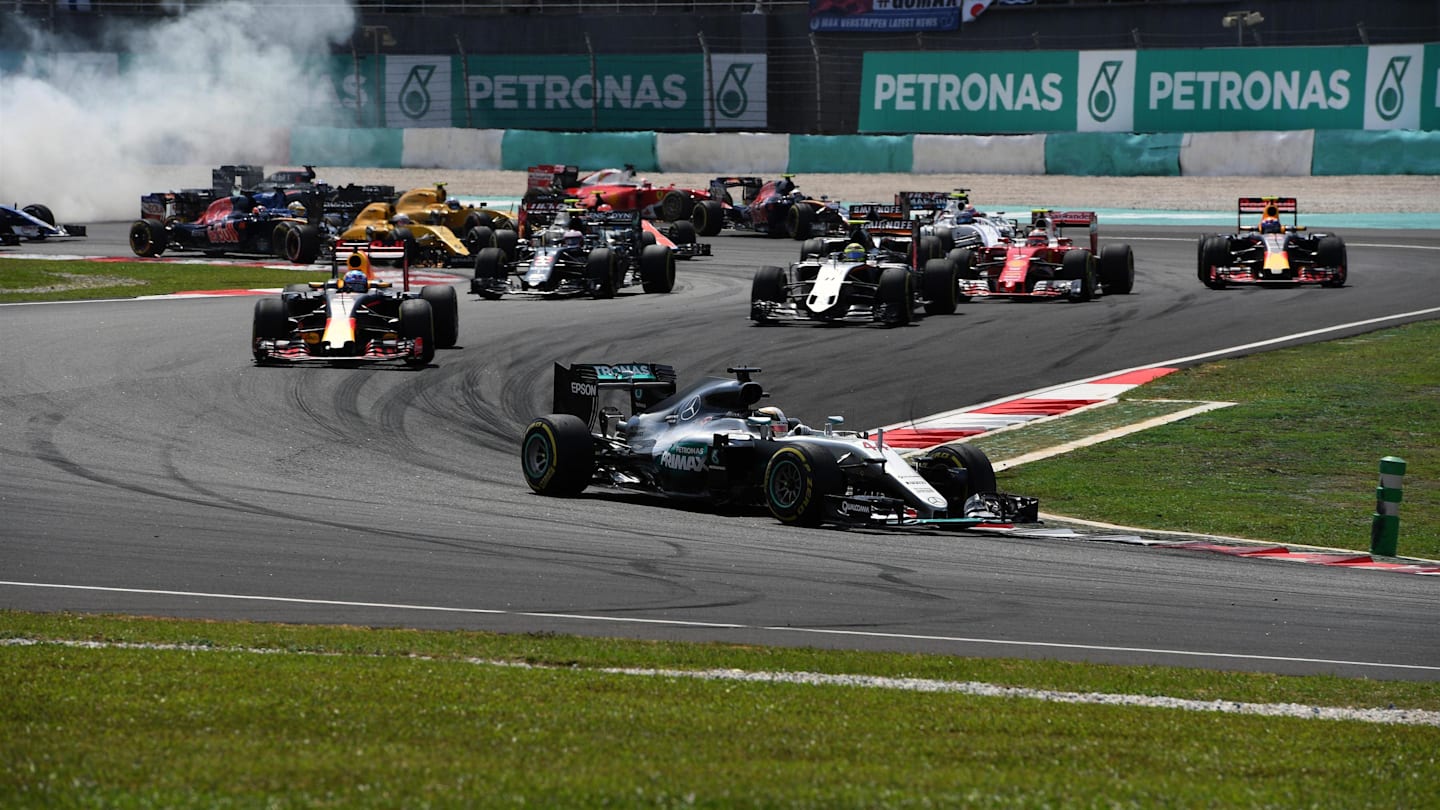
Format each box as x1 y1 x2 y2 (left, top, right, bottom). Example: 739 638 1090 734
1044 132 1182 176
290 127 404 168
785 135 914 174
500 130 658 172
1311 130 1440 175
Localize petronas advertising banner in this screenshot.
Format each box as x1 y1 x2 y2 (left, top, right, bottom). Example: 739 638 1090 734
861 45 1434 133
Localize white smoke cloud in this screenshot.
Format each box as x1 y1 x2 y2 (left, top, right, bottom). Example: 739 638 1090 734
0 0 357 223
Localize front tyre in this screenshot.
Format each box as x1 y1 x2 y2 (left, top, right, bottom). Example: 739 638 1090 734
763 443 843 526
251 297 290 363
921 257 959 315
918 443 997 510
398 298 435 367
521 415 595 497
692 199 724 237
877 266 912 326
1062 250 1095 302
420 285 459 349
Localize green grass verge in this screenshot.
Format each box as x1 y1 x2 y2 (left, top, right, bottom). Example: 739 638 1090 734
986 321 1439 560
4 612 1438 808
0 258 330 303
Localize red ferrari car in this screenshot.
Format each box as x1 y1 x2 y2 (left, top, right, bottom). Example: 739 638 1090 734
955 210 1134 302
524 164 709 222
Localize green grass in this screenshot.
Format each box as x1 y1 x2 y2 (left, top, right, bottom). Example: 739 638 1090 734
984 321 1440 560
4 613 1439 808
0 258 330 302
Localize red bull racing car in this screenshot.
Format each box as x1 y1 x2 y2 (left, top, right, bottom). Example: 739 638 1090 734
1196 197 1348 289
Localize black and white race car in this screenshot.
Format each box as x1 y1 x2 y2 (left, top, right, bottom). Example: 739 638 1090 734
521 363 1038 529
1197 197 1348 288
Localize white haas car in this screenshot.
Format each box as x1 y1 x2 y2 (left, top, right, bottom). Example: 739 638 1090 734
521 363 1038 528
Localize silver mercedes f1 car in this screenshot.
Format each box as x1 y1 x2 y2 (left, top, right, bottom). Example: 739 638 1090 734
521 363 1038 529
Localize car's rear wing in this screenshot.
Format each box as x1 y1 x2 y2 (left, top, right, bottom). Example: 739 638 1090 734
708 176 765 205
1031 209 1098 252
553 362 678 430
334 240 410 291
1237 196 1299 230
526 164 581 192
847 203 906 221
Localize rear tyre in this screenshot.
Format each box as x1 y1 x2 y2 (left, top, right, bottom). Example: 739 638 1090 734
800 237 826 259
763 443 843 526
669 219 697 246
1317 235 1347 287
1062 250 1095 302
420 285 459 348
786 205 815 240
521 414 595 497
640 244 676 294
398 298 435 367
1099 243 1134 295
471 246 507 299
587 247 618 299
877 266 912 326
251 297 290 362
922 258 959 315
280 222 321 264
919 443 998 509
913 234 943 267
466 225 496 254
692 200 724 237
660 190 694 222
129 219 167 257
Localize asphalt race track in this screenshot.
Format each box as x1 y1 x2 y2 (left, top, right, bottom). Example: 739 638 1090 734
4 223 1439 681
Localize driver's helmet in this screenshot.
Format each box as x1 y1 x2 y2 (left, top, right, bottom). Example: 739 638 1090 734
343 269 369 293
1259 217 1283 234
756 406 787 435
287 200 307 218
541 228 563 246
842 242 866 262
446 199 462 211
1026 228 1048 246
562 229 584 249
393 213 413 226
776 177 796 195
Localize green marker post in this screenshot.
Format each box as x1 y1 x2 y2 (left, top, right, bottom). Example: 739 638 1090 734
1370 456 1405 557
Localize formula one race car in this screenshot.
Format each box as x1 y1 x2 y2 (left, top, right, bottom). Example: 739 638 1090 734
689 175 847 240
250 242 458 367
523 164 711 222
0 202 87 245
749 226 959 326
473 206 677 298
130 191 325 264
521 363 1039 529
339 183 516 268
955 209 1134 302
896 189 1019 252
1196 197 1347 289
138 165 391 236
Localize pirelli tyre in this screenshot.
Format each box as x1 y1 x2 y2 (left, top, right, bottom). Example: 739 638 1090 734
917 443 997 510
947 246 975 302
1099 243 1135 295
1317 235 1347 287
129 219 168 257
587 247 619 299
640 244 676 294
1200 236 1230 289
521 414 595 497
668 219 697 246
420 284 459 349
691 199 724 237
277 222 321 265
1062 250 1095 302
913 234 944 267
751 264 786 323
800 237 826 259
23 204 56 225
251 297 290 363
661 190 695 222
466 225 496 254
877 266 912 326
398 298 435 367
763 442 843 526
786 204 815 240
921 257 959 316
471 246 507 299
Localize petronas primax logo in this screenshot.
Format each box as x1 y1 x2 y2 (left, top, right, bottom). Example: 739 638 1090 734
717 63 751 118
1087 60 1122 121
400 65 435 119
1375 55 1409 121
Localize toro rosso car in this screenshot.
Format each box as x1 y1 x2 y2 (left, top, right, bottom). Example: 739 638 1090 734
956 210 1134 302
130 191 324 264
689 175 847 240
251 242 458 367
521 363 1038 529
1197 197 1347 289
0 202 86 245
473 206 679 299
